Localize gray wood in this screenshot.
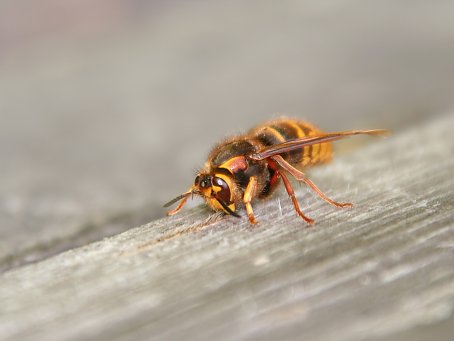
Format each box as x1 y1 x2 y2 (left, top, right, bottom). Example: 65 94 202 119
3 0 454 272
1 114 453 341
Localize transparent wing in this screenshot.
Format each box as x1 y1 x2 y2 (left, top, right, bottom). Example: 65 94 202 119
248 129 389 161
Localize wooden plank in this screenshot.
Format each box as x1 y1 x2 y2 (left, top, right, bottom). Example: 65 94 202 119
3 0 454 273
1 114 453 341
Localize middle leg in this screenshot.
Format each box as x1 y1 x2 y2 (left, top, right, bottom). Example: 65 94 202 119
279 170 314 225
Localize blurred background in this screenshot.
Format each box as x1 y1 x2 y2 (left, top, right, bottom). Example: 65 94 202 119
1 0 454 271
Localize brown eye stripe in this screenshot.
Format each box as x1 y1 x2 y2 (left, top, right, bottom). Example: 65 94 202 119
212 176 231 203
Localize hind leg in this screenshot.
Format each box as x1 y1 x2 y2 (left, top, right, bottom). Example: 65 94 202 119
271 155 352 208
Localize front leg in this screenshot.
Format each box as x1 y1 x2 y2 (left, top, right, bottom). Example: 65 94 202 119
243 176 258 225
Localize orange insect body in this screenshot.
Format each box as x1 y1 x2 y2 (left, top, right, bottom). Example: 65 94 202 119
165 118 387 225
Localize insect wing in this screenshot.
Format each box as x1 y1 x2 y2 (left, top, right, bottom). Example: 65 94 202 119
248 129 388 161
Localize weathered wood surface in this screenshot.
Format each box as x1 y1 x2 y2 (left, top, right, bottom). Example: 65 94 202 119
2 0 454 272
1 114 453 341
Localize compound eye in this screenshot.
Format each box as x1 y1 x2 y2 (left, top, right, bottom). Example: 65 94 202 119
212 176 231 203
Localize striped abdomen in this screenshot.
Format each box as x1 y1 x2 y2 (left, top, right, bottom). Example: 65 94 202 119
249 118 332 167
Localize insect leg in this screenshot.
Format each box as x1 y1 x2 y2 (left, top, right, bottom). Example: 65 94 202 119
271 155 352 208
243 176 258 225
279 170 314 224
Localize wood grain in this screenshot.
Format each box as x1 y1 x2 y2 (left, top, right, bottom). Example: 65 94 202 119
1 114 453 341
3 0 454 273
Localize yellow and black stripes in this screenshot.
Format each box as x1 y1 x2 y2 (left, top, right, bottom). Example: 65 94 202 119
249 119 332 168
166 116 387 224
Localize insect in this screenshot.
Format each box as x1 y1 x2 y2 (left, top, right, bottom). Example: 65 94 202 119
164 118 388 225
